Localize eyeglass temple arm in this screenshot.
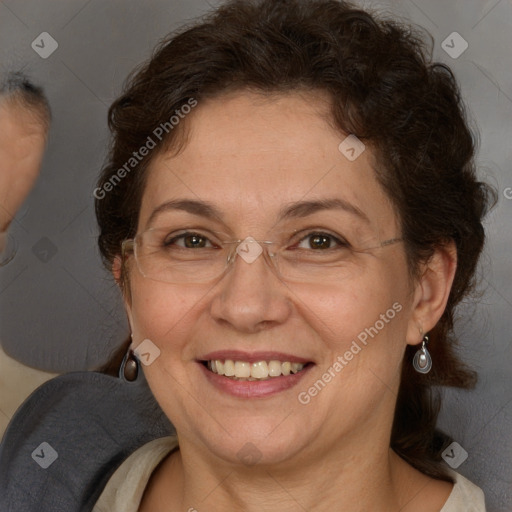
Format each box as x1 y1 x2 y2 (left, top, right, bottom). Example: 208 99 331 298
121 239 135 257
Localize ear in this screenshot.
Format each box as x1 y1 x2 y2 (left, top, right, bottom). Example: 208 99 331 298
405 241 457 346
112 255 122 283
112 254 133 314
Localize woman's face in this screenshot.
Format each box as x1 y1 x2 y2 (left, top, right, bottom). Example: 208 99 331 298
120 90 423 466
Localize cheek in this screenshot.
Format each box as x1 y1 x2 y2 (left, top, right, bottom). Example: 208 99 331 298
307 258 407 330
298 258 410 378
293 265 409 421
128 275 200 351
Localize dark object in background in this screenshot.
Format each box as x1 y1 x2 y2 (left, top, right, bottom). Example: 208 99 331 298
0 370 174 512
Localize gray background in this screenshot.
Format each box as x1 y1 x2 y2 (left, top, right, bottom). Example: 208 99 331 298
0 0 510 510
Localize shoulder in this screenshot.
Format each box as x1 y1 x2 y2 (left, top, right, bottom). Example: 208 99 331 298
441 470 486 512
93 436 179 512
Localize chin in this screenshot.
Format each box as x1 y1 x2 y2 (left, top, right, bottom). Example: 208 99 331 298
192 416 312 467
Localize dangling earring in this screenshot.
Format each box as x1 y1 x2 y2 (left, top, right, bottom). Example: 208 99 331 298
413 334 432 374
120 344 139 382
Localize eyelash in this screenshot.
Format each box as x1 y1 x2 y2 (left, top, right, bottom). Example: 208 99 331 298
294 232 350 250
163 230 351 250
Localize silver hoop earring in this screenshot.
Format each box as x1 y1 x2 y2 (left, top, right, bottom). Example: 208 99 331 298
413 335 432 374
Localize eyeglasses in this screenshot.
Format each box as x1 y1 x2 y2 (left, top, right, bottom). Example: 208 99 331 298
121 226 403 285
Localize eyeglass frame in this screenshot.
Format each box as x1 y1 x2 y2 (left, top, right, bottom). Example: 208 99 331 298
120 227 404 284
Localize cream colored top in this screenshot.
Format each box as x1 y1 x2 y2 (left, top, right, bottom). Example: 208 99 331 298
93 436 486 512
0 345 58 437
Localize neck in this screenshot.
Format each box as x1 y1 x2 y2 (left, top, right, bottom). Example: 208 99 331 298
141 424 426 512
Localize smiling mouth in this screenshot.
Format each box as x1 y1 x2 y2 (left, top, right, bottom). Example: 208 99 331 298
202 359 311 381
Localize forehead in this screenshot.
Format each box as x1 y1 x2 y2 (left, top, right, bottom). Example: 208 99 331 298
139 90 398 235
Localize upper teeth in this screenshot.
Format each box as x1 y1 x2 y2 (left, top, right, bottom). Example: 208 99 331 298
208 360 305 380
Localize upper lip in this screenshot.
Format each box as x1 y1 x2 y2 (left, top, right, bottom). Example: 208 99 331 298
198 350 312 364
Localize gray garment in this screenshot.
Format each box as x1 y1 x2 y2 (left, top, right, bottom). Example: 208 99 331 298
0 370 174 512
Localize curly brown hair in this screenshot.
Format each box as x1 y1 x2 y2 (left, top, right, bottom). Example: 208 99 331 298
96 0 496 481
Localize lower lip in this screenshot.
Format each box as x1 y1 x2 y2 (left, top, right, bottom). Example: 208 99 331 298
198 362 313 398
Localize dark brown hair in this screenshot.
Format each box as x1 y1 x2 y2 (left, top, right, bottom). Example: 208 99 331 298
0 72 51 131
96 0 496 480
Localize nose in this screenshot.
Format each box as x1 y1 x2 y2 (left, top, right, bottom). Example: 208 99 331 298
209 242 292 333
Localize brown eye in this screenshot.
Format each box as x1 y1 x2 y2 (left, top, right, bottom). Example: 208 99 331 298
308 234 332 250
295 232 348 251
183 234 207 248
164 232 212 249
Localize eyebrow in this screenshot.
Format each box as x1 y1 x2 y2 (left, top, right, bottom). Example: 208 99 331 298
145 197 370 228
